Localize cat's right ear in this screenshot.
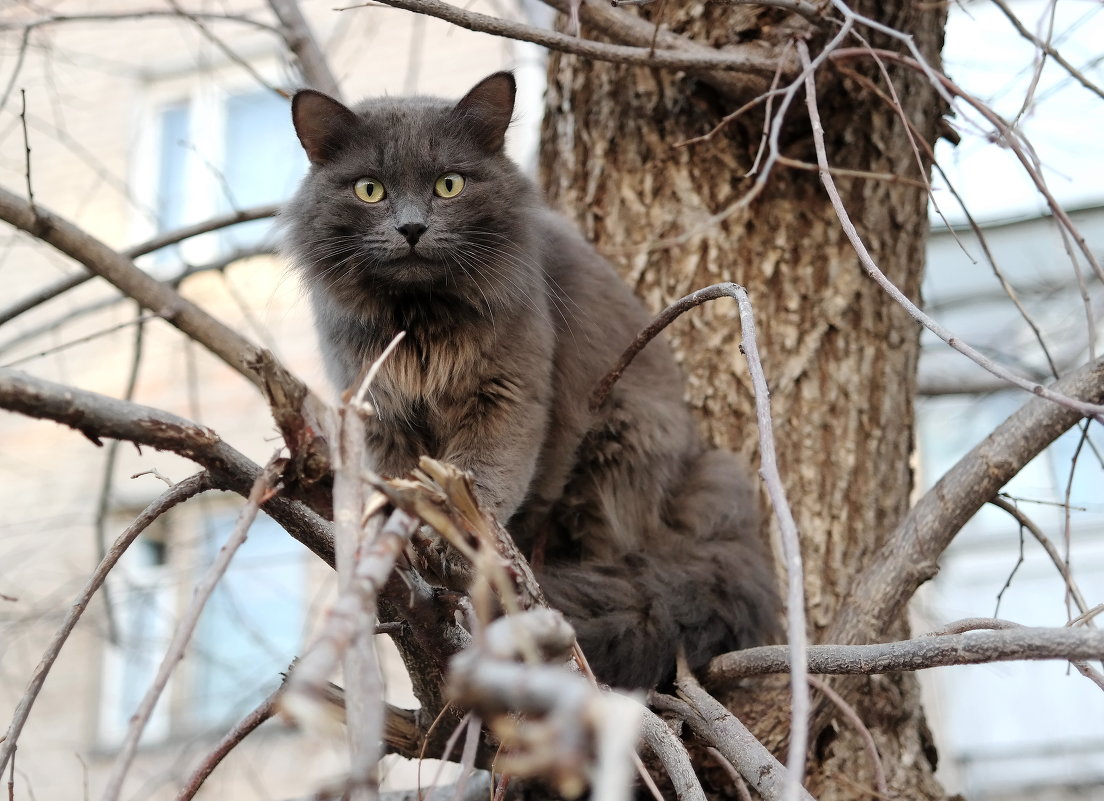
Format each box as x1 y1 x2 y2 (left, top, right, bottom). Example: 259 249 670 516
292 90 358 165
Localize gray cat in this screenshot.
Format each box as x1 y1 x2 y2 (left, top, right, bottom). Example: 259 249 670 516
283 72 781 688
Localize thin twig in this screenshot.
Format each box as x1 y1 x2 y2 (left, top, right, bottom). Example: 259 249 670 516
99 458 282 801
805 677 887 799
800 43 1104 421
175 682 283 801
0 472 214 776
989 0 1104 101
732 285 808 801
19 90 34 214
0 246 272 360
704 747 752 801
673 88 785 150
268 0 342 96
167 0 286 97
830 47 1104 287
0 188 269 390
774 155 927 188
988 497 1092 619
591 283 738 411
1 313 157 368
0 205 278 329
704 0 824 21
92 309 147 646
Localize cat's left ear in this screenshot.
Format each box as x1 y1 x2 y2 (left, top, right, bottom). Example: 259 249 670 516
454 72 515 153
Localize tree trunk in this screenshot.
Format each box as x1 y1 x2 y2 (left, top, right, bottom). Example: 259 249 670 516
539 4 949 799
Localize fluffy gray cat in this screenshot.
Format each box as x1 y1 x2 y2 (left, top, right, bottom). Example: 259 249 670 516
283 72 780 688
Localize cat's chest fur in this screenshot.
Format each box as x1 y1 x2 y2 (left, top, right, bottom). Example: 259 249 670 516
316 294 497 413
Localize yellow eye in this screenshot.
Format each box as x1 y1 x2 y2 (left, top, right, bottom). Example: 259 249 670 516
354 177 385 203
434 173 465 198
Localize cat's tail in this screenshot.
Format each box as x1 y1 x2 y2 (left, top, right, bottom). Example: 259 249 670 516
537 534 782 689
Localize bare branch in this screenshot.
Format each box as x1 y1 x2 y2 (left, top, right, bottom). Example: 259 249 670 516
0 188 268 389
591 283 738 411
0 246 273 360
18 90 33 213
708 627 1104 682
0 472 213 777
830 47 1104 288
589 279 809 799
342 0 781 75
100 458 282 801
800 43 1104 422
988 0 1104 101
337 407 413 801
805 677 886 799
826 356 1104 647
704 0 824 21
731 286 809 801
927 616 1104 691
640 709 707 801
268 0 342 96
988 497 1093 619
538 0 784 96
655 676 817 801
0 9 282 36
175 682 283 801
0 188 332 504
0 366 335 564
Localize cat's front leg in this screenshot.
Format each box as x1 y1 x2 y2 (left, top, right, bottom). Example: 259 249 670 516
439 370 551 525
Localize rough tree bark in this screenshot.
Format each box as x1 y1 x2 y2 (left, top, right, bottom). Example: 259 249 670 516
539 3 949 800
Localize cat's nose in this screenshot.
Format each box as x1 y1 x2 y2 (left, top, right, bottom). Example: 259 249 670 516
396 222 427 247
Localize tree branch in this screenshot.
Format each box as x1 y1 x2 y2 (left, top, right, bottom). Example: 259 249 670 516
0 366 334 564
537 0 784 96
654 677 817 801
100 458 282 801
799 43 1104 422
344 0 782 76
175 683 282 801
268 0 342 96
0 471 214 778
707 627 1104 682
825 356 1104 647
0 188 268 389
0 188 333 504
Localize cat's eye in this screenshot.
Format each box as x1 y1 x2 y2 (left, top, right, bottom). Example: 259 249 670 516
434 173 465 198
354 177 386 203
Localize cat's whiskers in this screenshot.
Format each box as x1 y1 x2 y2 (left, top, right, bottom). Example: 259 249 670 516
466 228 592 329
454 243 546 321
458 239 561 328
441 249 497 338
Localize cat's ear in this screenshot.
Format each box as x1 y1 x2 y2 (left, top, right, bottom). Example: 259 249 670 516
454 72 515 153
292 90 358 165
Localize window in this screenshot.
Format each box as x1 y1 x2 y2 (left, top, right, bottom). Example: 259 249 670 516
140 82 307 273
918 212 1104 799
99 510 305 744
191 512 305 729
99 527 174 747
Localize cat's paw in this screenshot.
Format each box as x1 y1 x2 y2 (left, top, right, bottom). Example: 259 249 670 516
411 525 476 592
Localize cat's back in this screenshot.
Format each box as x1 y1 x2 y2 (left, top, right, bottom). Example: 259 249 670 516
527 207 686 408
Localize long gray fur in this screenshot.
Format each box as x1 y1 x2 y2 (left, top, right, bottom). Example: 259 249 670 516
282 72 781 688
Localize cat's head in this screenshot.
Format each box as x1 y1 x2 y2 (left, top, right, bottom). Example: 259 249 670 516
283 72 538 317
